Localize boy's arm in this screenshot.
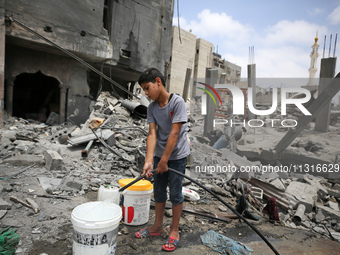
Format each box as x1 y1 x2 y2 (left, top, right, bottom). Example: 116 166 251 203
156 122 183 174
143 123 157 177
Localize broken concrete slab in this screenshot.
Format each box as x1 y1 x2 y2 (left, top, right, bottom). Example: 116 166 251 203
315 208 326 223
68 129 114 145
270 178 286 191
104 105 115 115
2 154 44 166
0 136 12 147
220 148 259 168
327 201 340 211
0 218 23 228
37 177 62 191
313 226 327 235
0 198 11 210
0 210 7 219
286 181 318 212
44 150 63 170
65 180 83 191
331 232 340 242
316 203 340 221
327 188 340 199
13 139 35 147
333 184 340 192
0 130 17 141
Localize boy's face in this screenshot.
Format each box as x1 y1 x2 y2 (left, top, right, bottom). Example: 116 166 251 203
140 77 162 101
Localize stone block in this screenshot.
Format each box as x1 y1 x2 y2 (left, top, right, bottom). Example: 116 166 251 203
44 150 63 170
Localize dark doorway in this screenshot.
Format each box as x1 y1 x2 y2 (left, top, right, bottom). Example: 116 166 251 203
13 71 60 122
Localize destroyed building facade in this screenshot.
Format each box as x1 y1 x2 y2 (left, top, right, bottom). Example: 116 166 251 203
167 26 241 98
0 0 174 126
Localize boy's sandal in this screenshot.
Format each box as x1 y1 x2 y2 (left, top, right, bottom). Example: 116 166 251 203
162 236 179 252
135 227 162 239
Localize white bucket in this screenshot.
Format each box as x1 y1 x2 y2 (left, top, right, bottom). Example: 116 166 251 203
97 185 120 205
119 178 153 226
71 201 122 255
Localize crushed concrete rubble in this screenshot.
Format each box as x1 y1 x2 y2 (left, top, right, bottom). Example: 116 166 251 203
1 91 340 254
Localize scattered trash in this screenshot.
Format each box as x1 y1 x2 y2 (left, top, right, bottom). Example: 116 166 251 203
200 230 253 255
235 195 259 221
182 187 200 201
262 197 280 222
0 227 19 255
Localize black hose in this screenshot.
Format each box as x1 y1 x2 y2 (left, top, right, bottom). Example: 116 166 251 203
167 167 280 255
118 169 156 192
118 168 280 255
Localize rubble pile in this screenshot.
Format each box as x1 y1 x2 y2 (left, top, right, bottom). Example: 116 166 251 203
0 91 340 253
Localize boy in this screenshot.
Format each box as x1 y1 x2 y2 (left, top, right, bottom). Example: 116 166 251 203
135 68 190 252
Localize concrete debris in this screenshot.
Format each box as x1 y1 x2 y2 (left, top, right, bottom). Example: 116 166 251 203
0 90 340 254
0 210 7 219
0 198 11 210
269 178 286 191
44 150 63 170
285 181 318 212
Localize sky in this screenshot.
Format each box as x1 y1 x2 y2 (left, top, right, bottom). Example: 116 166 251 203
173 0 340 79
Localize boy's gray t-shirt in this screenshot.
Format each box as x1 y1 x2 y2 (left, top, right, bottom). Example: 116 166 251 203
147 94 190 160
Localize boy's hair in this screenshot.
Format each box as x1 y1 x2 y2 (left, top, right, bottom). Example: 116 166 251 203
138 68 166 87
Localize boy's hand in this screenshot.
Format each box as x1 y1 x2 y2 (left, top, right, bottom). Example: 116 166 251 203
156 159 168 174
143 162 154 178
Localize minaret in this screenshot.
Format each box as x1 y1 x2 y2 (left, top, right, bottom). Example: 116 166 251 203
308 33 319 85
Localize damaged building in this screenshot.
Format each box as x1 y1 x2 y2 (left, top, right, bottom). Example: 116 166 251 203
0 0 174 126
167 26 241 99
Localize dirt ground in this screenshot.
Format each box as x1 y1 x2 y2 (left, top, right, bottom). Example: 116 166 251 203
16 188 340 255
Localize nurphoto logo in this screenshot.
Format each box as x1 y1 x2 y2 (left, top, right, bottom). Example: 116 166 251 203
196 82 312 128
